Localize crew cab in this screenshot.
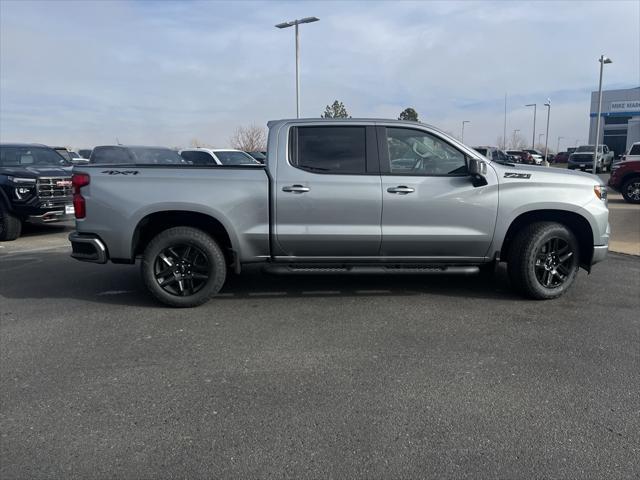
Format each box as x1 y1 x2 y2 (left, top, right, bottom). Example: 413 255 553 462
1 143 74 241
69 119 609 307
569 145 614 172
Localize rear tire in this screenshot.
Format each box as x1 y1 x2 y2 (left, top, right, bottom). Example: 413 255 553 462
507 222 579 300
0 205 22 241
141 226 226 307
621 177 640 204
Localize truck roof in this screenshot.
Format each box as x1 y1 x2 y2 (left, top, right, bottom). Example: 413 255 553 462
267 117 435 128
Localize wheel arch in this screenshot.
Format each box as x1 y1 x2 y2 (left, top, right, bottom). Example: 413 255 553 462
131 210 239 272
499 209 594 270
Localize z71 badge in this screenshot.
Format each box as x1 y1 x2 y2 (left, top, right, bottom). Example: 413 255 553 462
504 172 531 179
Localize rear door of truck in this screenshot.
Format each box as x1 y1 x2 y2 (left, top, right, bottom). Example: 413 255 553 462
273 123 382 258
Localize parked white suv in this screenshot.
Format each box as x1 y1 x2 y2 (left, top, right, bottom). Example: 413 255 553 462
179 148 260 166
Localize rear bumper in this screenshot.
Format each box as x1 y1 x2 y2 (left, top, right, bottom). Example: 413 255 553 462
69 232 108 264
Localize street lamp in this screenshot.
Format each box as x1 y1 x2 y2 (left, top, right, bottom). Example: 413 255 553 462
275 16 319 118
593 55 612 175
525 103 537 149
543 99 551 164
512 129 520 148
557 136 564 153
461 120 470 143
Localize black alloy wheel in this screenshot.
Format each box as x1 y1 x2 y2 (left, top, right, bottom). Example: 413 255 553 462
154 243 210 296
533 237 575 289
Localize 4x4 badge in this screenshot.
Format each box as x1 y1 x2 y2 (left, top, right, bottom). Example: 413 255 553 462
101 170 139 175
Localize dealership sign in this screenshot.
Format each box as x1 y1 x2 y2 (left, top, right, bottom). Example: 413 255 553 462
610 100 640 113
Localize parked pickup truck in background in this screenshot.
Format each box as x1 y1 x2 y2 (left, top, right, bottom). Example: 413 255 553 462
1 143 74 241
69 119 610 307
568 144 614 172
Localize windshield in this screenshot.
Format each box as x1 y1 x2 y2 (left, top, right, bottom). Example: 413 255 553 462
128 147 186 165
575 145 602 152
214 151 260 166
0 146 70 167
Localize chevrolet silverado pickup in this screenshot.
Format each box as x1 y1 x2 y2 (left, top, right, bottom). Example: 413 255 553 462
568 144 614 173
1 143 74 241
69 119 609 307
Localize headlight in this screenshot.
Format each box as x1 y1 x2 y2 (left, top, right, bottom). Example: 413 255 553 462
7 176 36 184
594 185 607 201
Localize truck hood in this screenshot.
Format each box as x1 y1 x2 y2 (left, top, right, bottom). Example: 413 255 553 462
0 165 72 178
491 162 603 186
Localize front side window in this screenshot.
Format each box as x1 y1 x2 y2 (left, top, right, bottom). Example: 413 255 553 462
291 126 366 174
629 144 640 155
386 127 467 175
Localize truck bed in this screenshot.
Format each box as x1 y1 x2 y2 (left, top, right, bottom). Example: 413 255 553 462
73 166 270 262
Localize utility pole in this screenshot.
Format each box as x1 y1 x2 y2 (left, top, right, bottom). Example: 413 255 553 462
525 103 537 149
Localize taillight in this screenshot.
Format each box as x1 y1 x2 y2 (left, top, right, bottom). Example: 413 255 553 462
72 173 90 219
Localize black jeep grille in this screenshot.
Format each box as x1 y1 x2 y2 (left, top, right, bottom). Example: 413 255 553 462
37 177 73 198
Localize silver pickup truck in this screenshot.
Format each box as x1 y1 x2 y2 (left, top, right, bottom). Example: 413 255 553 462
69 118 609 307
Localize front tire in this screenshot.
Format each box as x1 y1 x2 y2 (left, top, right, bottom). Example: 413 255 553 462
507 222 579 300
0 206 22 241
141 226 227 307
621 177 640 204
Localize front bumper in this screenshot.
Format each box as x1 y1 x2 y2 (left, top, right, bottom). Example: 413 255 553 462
592 244 608 265
28 209 74 224
69 232 108 264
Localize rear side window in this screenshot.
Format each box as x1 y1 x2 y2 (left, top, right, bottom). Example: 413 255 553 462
180 151 216 165
290 126 366 174
629 144 640 155
91 147 131 164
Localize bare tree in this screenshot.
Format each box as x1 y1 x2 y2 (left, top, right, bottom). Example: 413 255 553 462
190 138 205 148
230 125 267 151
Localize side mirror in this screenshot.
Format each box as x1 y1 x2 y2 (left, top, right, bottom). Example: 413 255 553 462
468 158 488 187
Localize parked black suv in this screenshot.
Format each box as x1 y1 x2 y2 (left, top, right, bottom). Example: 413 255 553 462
0 143 74 240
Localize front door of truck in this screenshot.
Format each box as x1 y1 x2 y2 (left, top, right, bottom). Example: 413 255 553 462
378 126 499 259
274 124 382 258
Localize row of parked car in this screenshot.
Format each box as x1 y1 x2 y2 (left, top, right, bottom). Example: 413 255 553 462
472 146 549 165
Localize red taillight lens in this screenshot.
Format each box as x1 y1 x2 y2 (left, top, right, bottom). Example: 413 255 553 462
72 173 90 219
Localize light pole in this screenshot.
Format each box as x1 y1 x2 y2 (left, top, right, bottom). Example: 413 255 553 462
543 99 551 164
461 120 470 143
525 103 537 149
512 129 520 148
593 54 612 175
557 136 564 153
275 16 319 118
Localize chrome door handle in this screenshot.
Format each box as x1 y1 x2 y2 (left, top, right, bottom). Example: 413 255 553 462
282 184 310 193
387 186 415 194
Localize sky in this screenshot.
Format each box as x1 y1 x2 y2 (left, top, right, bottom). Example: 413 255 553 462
1 0 639 150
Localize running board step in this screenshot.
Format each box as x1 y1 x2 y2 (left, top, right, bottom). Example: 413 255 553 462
263 265 480 275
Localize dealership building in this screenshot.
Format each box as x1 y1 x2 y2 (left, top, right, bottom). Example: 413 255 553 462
588 86 640 156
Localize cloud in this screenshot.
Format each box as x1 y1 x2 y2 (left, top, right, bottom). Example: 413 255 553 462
1 0 638 148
